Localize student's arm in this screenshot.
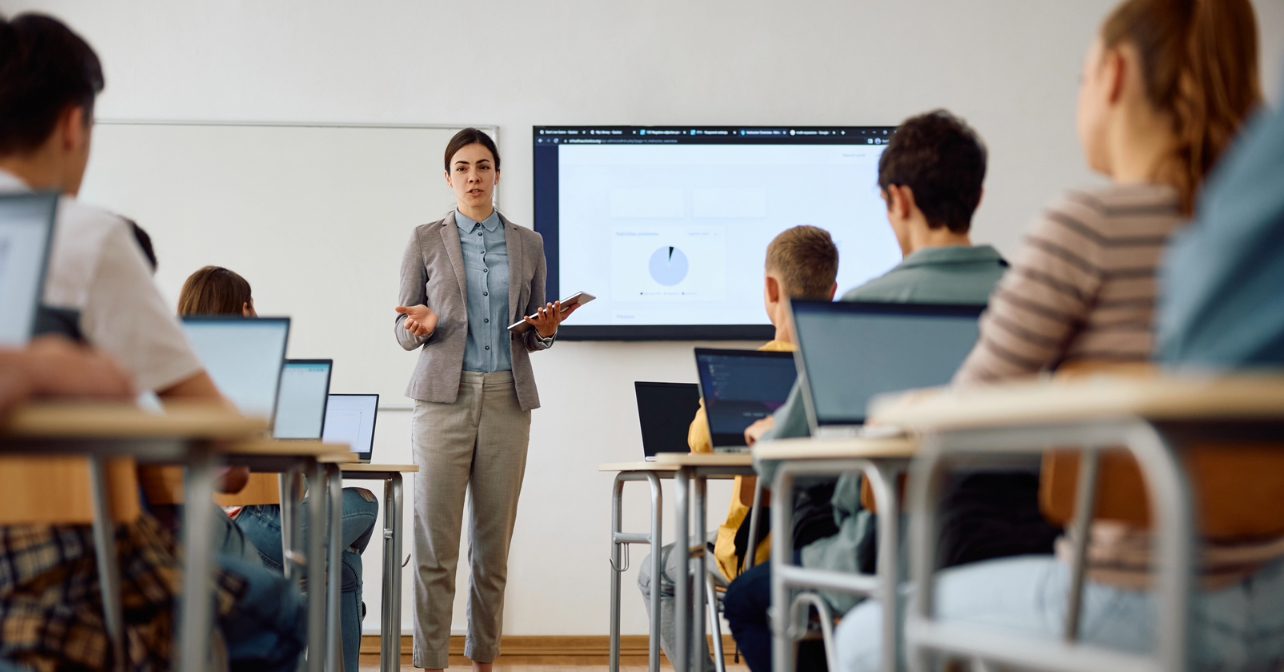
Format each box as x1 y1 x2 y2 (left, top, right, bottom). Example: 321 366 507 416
954 201 1102 385
394 227 434 350
688 399 713 454
0 338 135 414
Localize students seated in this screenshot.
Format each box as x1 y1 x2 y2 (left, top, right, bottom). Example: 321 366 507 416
0 13 304 670
636 225 839 671
177 264 380 672
835 1 1266 669
726 109 1020 672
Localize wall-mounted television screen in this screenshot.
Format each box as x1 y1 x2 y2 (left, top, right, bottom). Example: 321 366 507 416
533 125 900 340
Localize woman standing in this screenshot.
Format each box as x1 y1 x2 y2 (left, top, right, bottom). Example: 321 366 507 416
394 128 573 671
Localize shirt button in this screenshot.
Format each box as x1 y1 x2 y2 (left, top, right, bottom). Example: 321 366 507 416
483 268 489 273
485 345 490 350
484 318 490 323
477 232 483 237
483 291 488 297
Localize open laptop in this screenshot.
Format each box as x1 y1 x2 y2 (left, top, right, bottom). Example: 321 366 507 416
634 381 701 461
0 193 58 346
694 348 798 452
790 300 985 438
181 316 291 423
272 359 334 440
322 393 379 463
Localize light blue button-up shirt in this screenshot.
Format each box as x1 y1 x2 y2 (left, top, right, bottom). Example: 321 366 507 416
455 208 512 373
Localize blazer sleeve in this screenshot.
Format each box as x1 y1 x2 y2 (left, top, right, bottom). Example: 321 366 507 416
522 232 553 352
395 227 432 351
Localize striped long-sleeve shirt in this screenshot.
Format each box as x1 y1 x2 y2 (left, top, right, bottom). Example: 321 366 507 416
955 183 1184 384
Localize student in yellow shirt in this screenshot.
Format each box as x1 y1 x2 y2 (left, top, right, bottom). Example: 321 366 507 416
639 225 839 671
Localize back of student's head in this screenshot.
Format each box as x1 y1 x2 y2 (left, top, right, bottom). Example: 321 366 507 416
1100 0 1261 213
0 13 103 156
765 225 839 300
877 110 987 234
178 266 253 316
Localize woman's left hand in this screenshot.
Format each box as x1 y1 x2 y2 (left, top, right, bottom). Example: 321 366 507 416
523 301 580 339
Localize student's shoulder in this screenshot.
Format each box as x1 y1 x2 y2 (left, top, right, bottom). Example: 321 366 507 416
1038 184 1180 245
57 196 129 241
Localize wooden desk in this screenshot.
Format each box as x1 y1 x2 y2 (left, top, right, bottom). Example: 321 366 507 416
865 375 1284 672
337 463 418 672
0 402 266 672
754 436 918 672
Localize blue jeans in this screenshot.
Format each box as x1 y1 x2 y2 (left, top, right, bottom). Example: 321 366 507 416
217 552 308 671
236 488 379 672
723 555 829 672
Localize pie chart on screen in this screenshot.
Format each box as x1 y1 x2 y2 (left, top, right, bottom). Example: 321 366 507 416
649 245 689 286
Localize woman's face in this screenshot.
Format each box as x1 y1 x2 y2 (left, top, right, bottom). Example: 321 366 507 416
445 143 500 211
1076 37 1113 176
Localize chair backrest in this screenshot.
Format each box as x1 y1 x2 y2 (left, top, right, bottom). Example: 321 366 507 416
0 457 140 525
214 473 282 507
1041 362 1284 539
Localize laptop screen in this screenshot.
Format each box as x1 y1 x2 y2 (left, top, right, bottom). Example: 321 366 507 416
791 301 984 427
694 348 798 448
181 316 291 422
273 359 333 440
634 381 701 458
323 394 379 461
0 193 58 347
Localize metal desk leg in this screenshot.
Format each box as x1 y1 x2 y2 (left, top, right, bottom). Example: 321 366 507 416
88 456 126 672
306 462 327 672
177 446 218 672
325 465 343 672
674 468 691 672
610 475 625 672
770 466 796 672
385 473 406 672
865 462 902 672
693 474 708 670
280 469 298 581
607 472 665 672
647 475 663 672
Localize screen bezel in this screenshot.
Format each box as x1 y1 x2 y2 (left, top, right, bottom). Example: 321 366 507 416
179 315 292 425
273 358 334 440
533 125 897 341
790 300 986 428
325 393 380 460
693 347 798 448
0 192 59 346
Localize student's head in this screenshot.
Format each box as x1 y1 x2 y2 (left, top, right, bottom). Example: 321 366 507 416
1077 0 1261 213
443 128 501 214
763 225 839 329
0 13 104 196
178 266 256 318
877 110 987 256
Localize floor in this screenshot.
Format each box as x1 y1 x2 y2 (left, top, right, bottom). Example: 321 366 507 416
358 655 751 671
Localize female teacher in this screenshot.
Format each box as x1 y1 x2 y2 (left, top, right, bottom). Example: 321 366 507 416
394 128 574 671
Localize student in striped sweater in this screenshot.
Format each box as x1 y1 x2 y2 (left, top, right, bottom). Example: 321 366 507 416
836 0 1267 669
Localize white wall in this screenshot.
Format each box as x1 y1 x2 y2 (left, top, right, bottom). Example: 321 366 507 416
4 0 1280 637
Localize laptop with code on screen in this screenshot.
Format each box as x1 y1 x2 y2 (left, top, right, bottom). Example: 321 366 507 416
181 316 291 423
694 348 798 452
323 394 379 462
634 381 701 461
790 300 984 438
0 193 58 347
272 359 334 440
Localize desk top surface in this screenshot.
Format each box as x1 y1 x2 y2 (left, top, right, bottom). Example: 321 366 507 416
754 436 918 461
598 461 681 473
871 374 1284 431
224 440 352 458
341 463 419 473
652 452 754 468
1 402 267 440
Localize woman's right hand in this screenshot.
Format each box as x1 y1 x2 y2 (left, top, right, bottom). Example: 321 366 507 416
395 304 438 339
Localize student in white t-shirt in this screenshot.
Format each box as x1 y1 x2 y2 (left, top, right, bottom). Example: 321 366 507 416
0 13 304 670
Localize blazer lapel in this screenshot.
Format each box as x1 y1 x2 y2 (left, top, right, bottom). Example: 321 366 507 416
502 213 524 321
439 211 468 305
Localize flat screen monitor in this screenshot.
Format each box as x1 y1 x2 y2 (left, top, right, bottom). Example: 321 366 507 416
0 193 58 346
181 316 291 422
791 301 984 428
322 393 379 462
273 359 334 440
693 348 798 449
534 125 899 339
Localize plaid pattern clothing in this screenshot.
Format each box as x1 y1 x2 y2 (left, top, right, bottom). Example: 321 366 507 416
0 514 246 671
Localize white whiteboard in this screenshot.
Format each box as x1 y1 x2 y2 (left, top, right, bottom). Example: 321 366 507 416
79 121 498 405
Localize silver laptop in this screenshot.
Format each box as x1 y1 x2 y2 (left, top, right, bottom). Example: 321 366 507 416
272 359 334 440
790 301 984 438
181 316 291 423
694 348 798 452
322 393 379 463
634 381 701 461
0 193 58 346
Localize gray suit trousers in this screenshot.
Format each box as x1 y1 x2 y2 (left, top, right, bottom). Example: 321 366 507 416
410 370 531 668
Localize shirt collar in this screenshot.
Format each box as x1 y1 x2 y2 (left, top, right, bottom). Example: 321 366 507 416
898 244 1004 269
455 208 502 234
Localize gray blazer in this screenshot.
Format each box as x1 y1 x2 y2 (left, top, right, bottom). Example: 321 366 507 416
395 211 551 410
